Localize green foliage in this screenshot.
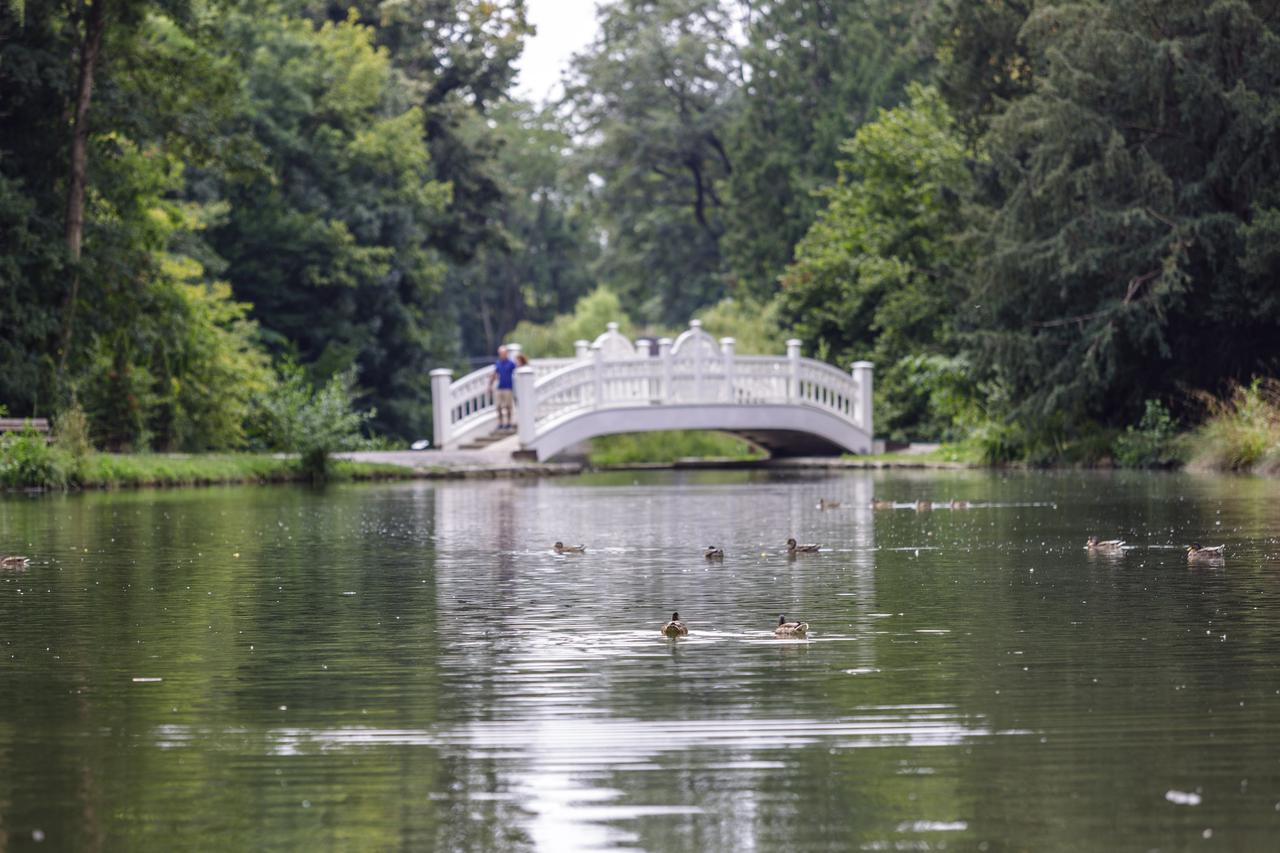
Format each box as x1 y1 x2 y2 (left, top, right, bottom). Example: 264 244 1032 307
53 401 92 482
697 297 784 355
783 84 973 440
1114 401 1183 469
1189 380 1280 472
725 0 932 299
252 366 374 482
508 287 635 357
588 430 763 465
447 100 599 354
964 0 1280 432
206 10 452 440
0 426 67 489
565 0 739 324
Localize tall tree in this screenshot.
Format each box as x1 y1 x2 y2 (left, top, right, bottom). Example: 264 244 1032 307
966 0 1280 431
447 100 599 355
724 0 932 300
782 84 973 439
204 11 453 439
563 0 742 324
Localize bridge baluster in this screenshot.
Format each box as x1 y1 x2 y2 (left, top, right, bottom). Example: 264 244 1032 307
658 338 673 403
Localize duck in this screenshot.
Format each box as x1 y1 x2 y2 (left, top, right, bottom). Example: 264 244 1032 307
915 500 933 512
786 537 820 554
1 555 30 568
774 614 809 637
661 611 688 637
870 499 894 510
949 500 970 509
704 546 724 559
817 499 841 510
1186 542 1225 564
1085 536 1126 554
553 542 586 554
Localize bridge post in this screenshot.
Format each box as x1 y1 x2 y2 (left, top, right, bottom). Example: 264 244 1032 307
786 339 802 401
574 339 590 359
514 366 536 446
658 338 673 402
430 368 454 449
852 361 874 436
636 338 652 357
720 337 736 403
691 320 705 401
592 342 604 407
507 342 523 359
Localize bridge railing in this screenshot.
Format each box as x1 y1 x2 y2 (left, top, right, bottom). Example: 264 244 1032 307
431 320 873 450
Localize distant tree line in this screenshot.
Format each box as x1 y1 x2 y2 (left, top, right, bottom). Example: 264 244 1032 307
3 0 1278 459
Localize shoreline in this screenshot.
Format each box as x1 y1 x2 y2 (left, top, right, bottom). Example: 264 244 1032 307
1 449 986 493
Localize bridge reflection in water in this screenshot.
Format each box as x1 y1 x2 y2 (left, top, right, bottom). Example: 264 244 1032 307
431 320 874 460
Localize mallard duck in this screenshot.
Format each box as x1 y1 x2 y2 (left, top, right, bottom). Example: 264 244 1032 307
774 614 809 637
704 546 724 559
1186 542 1225 564
915 500 933 512
950 500 970 509
661 611 688 637
870 499 894 510
553 542 586 554
786 537 820 553
1 555 30 568
1085 536 1126 554
817 498 841 510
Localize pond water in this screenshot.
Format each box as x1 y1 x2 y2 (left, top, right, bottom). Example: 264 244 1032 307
3 470 1280 851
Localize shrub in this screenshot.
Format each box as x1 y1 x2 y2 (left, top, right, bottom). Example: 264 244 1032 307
251 365 374 482
54 401 93 483
0 426 68 489
1114 400 1183 468
1189 379 1280 472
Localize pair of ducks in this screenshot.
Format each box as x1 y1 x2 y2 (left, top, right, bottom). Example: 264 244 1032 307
661 612 809 638
709 540 821 558
1085 536 1225 564
1 555 30 568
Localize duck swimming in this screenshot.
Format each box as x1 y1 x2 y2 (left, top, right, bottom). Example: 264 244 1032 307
950 500 970 509
1186 542 1225 564
1085 536 1126 554
915 500 933 512
1 555 30 568
704 546 724 559
774 614 809 637
818 499 841 510
661 611 688 637
786 538 820 554
553 542 586 554
870 499 894 510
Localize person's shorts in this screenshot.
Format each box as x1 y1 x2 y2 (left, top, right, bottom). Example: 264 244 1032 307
496 389 514 408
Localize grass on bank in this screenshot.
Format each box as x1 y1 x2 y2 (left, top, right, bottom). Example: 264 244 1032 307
587 430 765 465
1189 379 1280 473
1 442 416 490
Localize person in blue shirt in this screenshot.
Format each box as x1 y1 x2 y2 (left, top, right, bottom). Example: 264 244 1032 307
488 346 517 430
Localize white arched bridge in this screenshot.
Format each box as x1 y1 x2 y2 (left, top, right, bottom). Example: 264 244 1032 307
430 320 874 461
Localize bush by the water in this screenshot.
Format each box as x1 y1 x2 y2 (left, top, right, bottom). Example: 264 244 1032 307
251 367 374 481
1114 401 1183 468
0 426 67 489
1189 380 1280 473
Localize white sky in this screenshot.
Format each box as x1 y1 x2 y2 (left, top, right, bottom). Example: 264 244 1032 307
512 0 602 104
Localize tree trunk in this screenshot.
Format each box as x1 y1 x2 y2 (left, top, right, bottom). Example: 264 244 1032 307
60 0 108 371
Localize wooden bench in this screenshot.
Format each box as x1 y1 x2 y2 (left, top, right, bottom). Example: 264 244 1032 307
0 417 51 438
